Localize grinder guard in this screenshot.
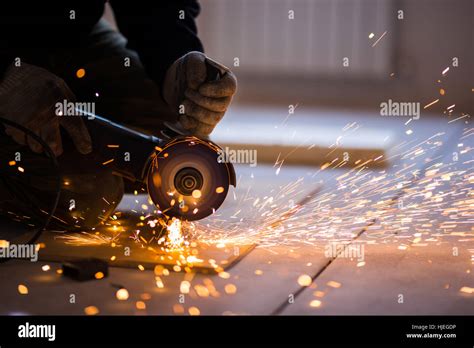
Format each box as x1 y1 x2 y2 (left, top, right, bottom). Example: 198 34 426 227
147 136 236 221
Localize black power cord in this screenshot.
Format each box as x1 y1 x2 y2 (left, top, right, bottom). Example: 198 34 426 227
0 117 62 263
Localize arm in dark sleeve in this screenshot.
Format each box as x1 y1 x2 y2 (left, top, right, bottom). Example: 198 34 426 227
110 0 204 90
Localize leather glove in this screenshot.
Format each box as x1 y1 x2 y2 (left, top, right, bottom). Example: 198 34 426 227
163 51 237 137
0 63 92 157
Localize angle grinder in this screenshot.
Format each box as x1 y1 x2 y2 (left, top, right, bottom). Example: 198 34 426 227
0 111 236 230
84 112 236 221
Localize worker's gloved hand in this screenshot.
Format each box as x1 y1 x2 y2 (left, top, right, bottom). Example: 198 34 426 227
163 51 237 137
0 63 92 157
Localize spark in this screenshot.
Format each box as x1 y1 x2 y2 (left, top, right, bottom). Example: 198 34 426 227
327 281 342 288
188 306 201 315
298 275 312 286
136 301 146 310
166 218 185 250
56 231 119 246
459 287 474 294
448 114 470 124
102 158 114 166
224 284 237 294
116 288 129 300
155 277 164 289
180 281 191 294
173 304 185 314
18 284 28 295
84 306 99 315
423 99 439 109
371 31 387 47
218 271 231 279
76 68 86 78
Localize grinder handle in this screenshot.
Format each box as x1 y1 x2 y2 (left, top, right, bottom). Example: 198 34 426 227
205 57 227 82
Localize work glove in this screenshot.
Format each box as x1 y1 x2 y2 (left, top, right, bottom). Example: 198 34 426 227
0 63 92 157
163 51 237 137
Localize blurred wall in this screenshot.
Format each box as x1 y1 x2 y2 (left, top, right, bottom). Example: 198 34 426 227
197 0 473 115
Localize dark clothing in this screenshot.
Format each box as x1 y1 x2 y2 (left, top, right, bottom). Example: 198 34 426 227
0 0 204 88
0 2 204 231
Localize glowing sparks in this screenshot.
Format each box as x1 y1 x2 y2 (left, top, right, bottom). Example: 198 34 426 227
224 283 237 294
29 106 472 313
154 265 165 276
371 31 387 47
84 306 99 315
166 218 184 249
297 275 312 287
188 306 201 315
173 304 185 314
327 281 342 288
116 288 129 301
423 99 439 109
459 287 474 294
76 68 86 78
180 281 191 294
102 158 114 166
218 271 231 279
155 277 164 289
194 284 210 297
136 301 146 310
18 284 28 295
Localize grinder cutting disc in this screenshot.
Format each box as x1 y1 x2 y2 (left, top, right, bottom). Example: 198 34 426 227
147 136 236 221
